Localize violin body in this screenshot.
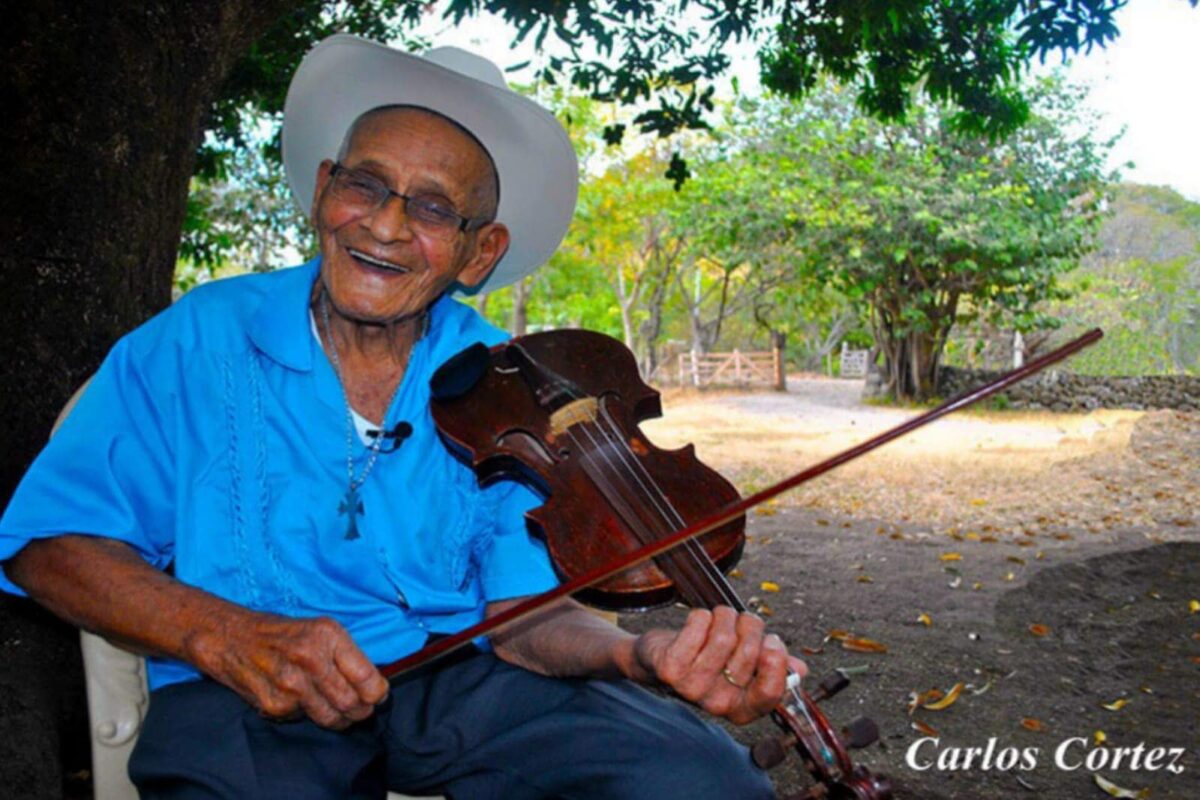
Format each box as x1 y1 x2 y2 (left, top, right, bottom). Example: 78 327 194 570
430 328 892 800
430 328 745 610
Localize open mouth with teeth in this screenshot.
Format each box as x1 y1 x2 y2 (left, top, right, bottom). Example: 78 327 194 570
348 247 410 275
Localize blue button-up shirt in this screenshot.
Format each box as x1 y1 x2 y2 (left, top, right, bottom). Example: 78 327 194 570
0 258 559 690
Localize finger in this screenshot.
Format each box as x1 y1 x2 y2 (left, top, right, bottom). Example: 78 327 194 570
743 634 790 719
329 626 389 706
787 655 808 679
232 663 299 721
656 609 712 686
314 659 375 722
721 612 766 687
297 682 351 729
691 605 740 675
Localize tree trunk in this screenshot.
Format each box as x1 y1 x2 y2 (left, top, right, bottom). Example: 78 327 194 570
510 276 531 336
0 3 290 794
879 329 942 401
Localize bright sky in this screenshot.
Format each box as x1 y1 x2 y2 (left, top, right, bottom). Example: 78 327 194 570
415 0 1200 201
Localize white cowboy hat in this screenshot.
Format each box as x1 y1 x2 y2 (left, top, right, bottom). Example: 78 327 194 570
282 34 578 292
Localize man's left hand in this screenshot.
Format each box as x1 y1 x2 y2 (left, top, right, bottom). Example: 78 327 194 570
630 606 807 725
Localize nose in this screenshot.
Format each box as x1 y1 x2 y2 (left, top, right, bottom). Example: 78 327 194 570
364 193 415 243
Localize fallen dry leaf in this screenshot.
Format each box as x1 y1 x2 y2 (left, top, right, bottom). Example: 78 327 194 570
917 613 932 627
1189 599 1199 614
826 629 851 642
907 688 945 714
911 720 939 736
1029 623 1051 637
970 498 988 506
1102 698 1129 712
841 636 888 654
923 683 964 711
759 603 774 617
800 646 824 656
754 506 777 517
728 569 743 579
1094 730 1107 746
856 575 874 584
760 581 781 593
1020 717 1047 732
1093 774 1150 799
940 552 963 562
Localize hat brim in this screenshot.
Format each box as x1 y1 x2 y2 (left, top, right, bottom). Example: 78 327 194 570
283 35 578 292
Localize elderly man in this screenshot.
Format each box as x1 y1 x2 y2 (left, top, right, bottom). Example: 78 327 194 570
1 36 801 799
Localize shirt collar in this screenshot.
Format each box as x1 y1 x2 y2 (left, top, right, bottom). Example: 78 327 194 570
247 256 321 371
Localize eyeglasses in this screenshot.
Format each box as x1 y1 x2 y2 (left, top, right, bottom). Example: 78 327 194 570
326 163 489 241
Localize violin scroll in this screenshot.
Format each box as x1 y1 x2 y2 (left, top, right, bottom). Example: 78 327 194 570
751 672 890 799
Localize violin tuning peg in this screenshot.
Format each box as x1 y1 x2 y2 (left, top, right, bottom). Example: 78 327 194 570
842 716 880 750
751 734 791 770
811 672 850 702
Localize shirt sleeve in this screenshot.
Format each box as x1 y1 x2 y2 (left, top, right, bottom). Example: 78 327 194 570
474 480 560 603
0 334 177 594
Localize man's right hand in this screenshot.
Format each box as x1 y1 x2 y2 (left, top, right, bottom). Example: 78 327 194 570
5 535 389 732
188 611 390 730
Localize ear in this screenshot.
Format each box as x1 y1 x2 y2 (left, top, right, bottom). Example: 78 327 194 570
310 160 336 224
456 222 511 291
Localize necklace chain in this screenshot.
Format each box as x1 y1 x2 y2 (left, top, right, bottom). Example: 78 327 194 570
318 291 407 538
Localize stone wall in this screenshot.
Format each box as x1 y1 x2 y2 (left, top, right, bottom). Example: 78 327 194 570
937 367 1200 411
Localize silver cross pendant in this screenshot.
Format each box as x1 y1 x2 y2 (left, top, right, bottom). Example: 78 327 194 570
338 485 365 540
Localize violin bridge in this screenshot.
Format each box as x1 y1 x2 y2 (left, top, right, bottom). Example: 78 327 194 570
549 397 599 437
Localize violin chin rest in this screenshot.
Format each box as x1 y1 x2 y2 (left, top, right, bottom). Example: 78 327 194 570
431 342 491 400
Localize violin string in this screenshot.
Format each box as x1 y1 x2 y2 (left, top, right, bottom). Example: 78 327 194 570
560 417 834 766
570 402 742 610
566 414 827 757
590 406 742 609
559 415 717 604
531 382 832 769
574 408 822 743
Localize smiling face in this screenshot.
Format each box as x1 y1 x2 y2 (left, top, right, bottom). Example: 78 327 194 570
310 107 508 324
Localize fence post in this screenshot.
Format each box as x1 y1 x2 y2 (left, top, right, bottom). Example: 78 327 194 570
772 334 786 391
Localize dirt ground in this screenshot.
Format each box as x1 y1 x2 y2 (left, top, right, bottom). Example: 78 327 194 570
622 378 1199 800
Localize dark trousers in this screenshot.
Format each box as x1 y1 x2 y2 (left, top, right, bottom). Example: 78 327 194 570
128 650 774 799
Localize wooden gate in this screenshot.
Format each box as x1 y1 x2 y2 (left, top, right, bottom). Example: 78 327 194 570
678 349 781 388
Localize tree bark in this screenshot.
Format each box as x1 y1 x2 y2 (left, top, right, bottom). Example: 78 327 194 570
770 329 787 391
1 2 291 794
510 276 531 336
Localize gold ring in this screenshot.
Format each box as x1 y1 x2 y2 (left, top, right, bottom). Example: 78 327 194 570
721 667 746 689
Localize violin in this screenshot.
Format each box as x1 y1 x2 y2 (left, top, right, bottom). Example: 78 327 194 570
380 326 1101 799
425 329 894 800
